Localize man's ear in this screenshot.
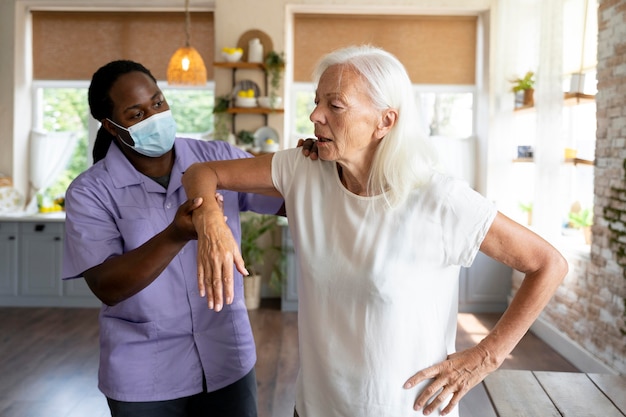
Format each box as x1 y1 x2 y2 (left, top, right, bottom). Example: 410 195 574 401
102 119 119 138
375 108 398 139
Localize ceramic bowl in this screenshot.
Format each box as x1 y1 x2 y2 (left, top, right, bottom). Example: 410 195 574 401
235 97 257 108
222 50 243 63
257 96 282 109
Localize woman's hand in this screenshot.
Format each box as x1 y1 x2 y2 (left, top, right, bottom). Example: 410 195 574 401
191 205 247 312
403 344 501 416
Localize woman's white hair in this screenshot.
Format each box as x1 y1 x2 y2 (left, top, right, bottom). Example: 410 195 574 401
313 45 439 208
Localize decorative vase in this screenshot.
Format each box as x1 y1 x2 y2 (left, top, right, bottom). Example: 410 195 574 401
248 38 263 63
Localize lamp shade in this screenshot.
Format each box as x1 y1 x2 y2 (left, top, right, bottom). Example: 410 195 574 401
167 46 207 86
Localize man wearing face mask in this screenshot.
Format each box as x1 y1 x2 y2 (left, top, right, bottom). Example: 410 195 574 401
61 60 314 417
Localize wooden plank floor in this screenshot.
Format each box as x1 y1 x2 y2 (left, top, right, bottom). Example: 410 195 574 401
0 300 578 417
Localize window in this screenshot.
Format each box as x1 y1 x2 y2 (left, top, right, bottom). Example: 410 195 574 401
290 83 475 146
32 82 215 204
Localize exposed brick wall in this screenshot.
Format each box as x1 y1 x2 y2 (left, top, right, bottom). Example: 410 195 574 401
512 0 626 374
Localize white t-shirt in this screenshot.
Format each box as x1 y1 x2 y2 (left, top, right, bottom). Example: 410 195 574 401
272 148 497 417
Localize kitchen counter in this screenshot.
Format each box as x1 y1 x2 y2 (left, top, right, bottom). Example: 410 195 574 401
0 211 65 222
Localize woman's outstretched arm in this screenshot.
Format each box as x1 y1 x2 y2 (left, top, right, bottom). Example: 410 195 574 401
181 153 279 311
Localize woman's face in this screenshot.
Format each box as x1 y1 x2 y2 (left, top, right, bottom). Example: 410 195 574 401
103 71 170 138
310 64 389 164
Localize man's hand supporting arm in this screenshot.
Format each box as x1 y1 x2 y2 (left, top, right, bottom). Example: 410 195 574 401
182 154 279 311
83 197 203 306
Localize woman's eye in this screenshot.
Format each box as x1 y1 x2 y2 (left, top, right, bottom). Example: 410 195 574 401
155 100 164 108
132 111 144 120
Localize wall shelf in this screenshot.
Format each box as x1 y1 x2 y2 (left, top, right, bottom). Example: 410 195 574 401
513 92 595 113
214 62 266 70
563 92 595 105
565 157 594 166
214 61 283 135
512 157 594 166
226 107 284 115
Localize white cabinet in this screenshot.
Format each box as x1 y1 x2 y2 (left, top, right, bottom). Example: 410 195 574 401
281 226 298 312
0 222 18 296
19 221 63 296
459 251 512 313
0 219 99 307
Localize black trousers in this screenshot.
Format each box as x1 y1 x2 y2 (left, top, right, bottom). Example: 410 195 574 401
107 369 258 417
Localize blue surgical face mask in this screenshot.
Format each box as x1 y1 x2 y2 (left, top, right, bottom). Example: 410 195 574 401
107 110 177 157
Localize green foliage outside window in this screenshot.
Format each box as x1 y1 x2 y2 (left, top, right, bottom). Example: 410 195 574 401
39 87 214 200
42 88 89 199
294 91 315 136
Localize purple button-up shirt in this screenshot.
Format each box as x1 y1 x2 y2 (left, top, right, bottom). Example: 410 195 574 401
62 138 283 402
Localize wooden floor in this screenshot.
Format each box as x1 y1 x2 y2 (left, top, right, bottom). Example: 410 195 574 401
0 300 577 417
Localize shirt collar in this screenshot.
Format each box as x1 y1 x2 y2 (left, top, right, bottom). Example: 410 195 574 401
104 139 185 193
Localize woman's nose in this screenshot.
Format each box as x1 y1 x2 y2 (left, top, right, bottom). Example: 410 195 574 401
309 106 323 124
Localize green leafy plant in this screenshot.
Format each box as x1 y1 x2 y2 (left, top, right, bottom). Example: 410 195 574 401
212 94 231 141
568 207 593 228
237 129 255 146
518 201 533 213
510 71 535 93
213 94 231 113
518 201 533 225
240 213 283 278
264 51 285 106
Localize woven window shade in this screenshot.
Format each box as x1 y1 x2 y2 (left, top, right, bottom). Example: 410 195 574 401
32 11 214 81
294 14 477 85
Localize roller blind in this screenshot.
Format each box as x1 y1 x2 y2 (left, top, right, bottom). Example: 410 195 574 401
294 14 477 85
32 11 214 81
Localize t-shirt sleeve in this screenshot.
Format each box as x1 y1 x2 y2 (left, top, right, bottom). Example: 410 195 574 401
271 148 301 197
439 176 497 267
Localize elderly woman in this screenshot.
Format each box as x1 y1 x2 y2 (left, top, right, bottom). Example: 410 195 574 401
182 45 567 417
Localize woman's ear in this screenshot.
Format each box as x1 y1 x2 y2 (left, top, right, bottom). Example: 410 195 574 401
375 108 398 139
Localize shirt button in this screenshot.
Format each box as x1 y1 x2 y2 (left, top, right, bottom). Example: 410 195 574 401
165 202 172 209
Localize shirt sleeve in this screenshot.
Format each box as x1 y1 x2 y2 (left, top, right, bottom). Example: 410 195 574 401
62 176 124 279
271 148 301 197
438 175 497 267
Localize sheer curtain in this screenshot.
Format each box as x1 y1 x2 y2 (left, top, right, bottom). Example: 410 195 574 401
491 0 565 240
533 0 566 239
26 129 78 212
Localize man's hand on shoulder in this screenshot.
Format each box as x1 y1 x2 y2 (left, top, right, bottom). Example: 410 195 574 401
297 138 319 160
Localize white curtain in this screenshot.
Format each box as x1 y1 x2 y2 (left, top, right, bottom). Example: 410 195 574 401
491 0 565 240
26 129 78 212
533 0 566 239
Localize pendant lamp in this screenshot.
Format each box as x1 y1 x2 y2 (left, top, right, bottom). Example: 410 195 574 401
167 0 207 86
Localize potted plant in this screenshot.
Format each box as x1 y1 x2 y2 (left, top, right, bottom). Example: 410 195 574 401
212 94 231 142
264 50 285 108
518 201 533 226
237 129 256 151
240 213 283 309
568 206 593 244
510 71 535 108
